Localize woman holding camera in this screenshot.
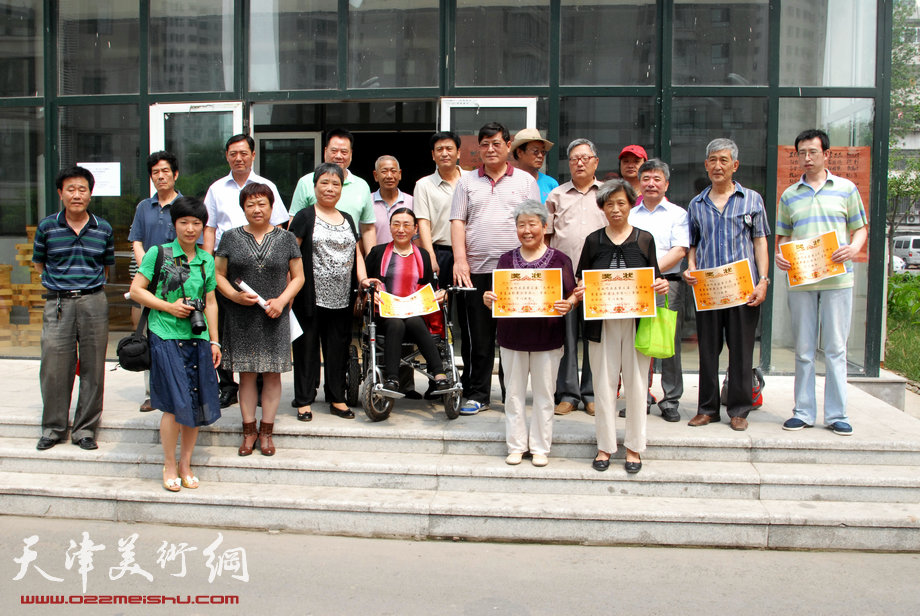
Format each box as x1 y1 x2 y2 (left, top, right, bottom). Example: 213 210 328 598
130 196 221 492
215 183 304 456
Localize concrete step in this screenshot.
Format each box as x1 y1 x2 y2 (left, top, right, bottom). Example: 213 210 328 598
3 438 918 504
1 471 917 551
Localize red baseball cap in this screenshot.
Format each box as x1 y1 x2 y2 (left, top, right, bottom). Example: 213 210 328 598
619 145 648 160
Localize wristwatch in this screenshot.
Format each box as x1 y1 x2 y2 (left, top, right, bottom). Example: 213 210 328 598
759 276 770 286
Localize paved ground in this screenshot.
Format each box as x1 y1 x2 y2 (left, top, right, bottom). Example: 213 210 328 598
2 516 919 616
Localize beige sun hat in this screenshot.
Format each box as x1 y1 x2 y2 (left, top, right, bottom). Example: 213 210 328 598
510 128 554 152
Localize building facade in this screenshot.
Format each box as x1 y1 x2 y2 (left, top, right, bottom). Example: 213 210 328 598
0 0 894 377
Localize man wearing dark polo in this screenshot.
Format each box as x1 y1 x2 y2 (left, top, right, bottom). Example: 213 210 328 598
33 166 115 451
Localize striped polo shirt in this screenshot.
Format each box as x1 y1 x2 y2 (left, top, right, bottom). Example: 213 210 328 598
33 211 115 291
688 182 770 283
777 171 867 291
449 164 540 274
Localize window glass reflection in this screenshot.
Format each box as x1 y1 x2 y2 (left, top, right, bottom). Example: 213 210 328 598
0 0 43 97
348 0 438 89
560 1 656 86
150 0 232 93
779 0 876 87
455 0 549 86
250 0 337 91
672 1 768 86
58 0 138 95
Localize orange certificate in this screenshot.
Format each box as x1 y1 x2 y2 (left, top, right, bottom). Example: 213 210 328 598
582 268 656 320
688 259 755 311
378 284 440 319
779 231 846 287
492 268 563 318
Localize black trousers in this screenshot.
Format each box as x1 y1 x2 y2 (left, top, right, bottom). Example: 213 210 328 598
380 316 444 380
457 272 500 404
696 303 760 418
292 305 352 406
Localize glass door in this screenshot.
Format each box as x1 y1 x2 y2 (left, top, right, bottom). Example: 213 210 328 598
148 102 244 198
253 132 322 208
439 97 537 169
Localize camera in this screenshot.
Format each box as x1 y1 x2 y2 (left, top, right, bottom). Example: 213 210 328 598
184 298 207 335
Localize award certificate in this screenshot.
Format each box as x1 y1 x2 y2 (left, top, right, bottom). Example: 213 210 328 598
688 259 755 311
582 268 656 320
779 231 846 287
491 268 563 318
378 284 440 319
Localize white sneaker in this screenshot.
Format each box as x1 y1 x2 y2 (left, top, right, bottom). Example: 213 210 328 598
505 452 523 465
531 454 548 467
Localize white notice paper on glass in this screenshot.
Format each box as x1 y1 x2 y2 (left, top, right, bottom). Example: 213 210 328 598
77 162 121 197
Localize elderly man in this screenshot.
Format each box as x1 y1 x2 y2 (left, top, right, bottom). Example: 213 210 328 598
371 155 413 244
545 138 606 416
618 145 648 192
451 122 540 415
628 159 689 422
684 138 770 431
775 129 868 436
290 128 375 254
203 133 289 407
511 128 559 203
415 131 466 278
34 166 115 451
128 150 185 413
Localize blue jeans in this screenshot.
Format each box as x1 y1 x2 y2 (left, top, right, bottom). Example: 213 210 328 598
787 287 852 426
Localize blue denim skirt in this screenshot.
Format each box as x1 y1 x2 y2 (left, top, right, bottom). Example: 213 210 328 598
150 332 221 428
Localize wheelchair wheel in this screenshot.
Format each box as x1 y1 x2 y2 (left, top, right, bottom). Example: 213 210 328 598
361 379 393 422
444 391 461 420
345 345 361 407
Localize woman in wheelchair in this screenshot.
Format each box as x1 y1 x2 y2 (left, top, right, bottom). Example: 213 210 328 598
364 208 450 395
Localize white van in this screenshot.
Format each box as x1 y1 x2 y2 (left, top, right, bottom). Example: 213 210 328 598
893 236 920 268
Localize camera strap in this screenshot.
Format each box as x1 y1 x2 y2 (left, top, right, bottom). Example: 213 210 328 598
166 245 206 303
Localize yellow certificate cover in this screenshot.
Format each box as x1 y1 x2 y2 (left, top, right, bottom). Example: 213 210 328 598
688 259 755 311
378 284 440 319
582 268 656 320
779 231 846 287
492 268 563 318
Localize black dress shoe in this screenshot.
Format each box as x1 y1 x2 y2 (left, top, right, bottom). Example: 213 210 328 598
660 406 681 422
330 405 355 419
625 460 642 474
74 437 98 450
403 390 422 400
434 378 450 391
382 379 400 393
36 436 59 451
297 410 313 422
219 389 238 409
592 457 610 472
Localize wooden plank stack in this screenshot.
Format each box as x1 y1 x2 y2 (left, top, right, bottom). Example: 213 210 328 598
5 227 44 348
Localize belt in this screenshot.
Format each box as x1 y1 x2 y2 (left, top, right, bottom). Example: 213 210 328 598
434 244 453 251
43 286 104 299
663 274 683 282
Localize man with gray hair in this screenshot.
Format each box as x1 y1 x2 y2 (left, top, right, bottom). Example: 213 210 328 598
684 138 770 431
628 158 689 422
545 138 607 416
371 155 413 245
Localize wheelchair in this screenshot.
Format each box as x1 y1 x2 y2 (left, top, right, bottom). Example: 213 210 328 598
345 281 466 422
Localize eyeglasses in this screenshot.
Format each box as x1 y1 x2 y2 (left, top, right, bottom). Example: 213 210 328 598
568 155 597 164
479 140 506 150
796 149 824 159
525 147 547 156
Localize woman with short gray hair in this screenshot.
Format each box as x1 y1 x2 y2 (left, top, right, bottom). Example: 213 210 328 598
483 199 578 467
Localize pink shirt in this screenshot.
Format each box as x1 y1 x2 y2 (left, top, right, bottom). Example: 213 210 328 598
545 179 606 268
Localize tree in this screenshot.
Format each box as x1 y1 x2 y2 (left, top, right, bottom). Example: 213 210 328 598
888 0 920 274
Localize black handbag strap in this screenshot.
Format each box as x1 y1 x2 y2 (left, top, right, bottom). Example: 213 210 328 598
135 244 167 336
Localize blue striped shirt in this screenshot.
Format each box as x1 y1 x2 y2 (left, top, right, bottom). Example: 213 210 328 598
33 211 115 291
688 182 770 282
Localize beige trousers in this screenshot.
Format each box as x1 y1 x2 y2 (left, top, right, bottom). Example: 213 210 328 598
588 319 648 454
500 346 564 456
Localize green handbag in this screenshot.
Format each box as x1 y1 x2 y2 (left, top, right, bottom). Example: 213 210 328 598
634 293 677 359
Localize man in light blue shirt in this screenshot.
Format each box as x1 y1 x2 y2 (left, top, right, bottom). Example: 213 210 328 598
511 128 559 204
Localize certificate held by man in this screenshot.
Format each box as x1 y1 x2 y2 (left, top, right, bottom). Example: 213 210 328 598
687 259 755 311
779 230 846 287
378 283 440 319
491 268 563 318
582 267 656 320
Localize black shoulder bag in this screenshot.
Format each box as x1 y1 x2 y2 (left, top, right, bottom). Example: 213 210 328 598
116 245 167 371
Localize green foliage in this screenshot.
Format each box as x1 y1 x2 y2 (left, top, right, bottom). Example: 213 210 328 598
887 273 920 325
890 0 920 147
885 310 920 381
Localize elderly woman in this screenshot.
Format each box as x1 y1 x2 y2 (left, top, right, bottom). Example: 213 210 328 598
575 179 669 473
365 207 449 394
289 163 374 421
483 200 577 467
129 196 220 491
215 183 304 456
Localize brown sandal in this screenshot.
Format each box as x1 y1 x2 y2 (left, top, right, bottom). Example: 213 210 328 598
258 421 275 456
238 421 258 456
